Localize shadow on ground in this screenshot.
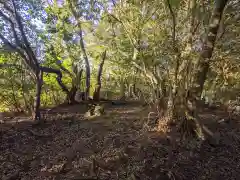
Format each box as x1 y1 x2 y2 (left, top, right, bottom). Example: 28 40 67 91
0 102 240 180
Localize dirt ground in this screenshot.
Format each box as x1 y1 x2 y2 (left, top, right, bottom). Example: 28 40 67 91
1 102 240 180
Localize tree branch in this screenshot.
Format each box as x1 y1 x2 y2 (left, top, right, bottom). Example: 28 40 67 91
0 1 14 14
11 0 39 66
0 10 22 47
108 13 138 50
56 60 74 77
40 66 70 94
166 0 177 49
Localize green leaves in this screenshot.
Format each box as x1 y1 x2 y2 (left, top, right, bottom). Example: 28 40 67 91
168 0 181 8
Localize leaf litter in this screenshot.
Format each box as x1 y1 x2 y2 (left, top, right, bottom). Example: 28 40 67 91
1 103 240 180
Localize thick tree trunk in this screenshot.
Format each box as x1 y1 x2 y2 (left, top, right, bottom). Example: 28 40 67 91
187 0 229 138
93 51 107 101
33 70 43 121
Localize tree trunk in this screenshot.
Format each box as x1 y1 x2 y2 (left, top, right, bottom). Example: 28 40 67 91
68 1 91 100
67 85 78 104
10 79 21 112
33 70 43 121
120 79 126 100
79 28 91 100
93 51 107 101
132 84 137 98
186 0 229 138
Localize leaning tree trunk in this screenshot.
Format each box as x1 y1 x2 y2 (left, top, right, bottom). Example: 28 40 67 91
186 0 229 138
93 51 107 101
68 1 91 100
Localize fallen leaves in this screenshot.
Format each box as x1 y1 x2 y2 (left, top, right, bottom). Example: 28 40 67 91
1 103 240 180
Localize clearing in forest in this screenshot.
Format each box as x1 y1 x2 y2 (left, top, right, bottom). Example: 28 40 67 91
1 102 240 180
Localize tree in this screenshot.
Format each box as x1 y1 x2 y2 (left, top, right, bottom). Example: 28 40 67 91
185 0 230 138
0 0 70 121
93 50 107 101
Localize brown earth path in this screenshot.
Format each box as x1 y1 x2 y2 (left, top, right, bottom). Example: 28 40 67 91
0 102 240 180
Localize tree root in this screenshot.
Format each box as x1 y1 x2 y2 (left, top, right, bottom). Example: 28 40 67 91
178 110 214 140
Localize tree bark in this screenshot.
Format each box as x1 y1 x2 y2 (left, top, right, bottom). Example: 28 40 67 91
33 70 43 121
67 1 91 100
187 0 229 137
67 85 78 104
93 51 107 101
120 79 126 100
166 0 180 120
190 0 229 97
79 27 91 100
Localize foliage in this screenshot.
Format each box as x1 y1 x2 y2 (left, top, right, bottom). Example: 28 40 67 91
0 0 239 137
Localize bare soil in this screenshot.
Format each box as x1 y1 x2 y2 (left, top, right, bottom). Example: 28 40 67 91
0 102 240 180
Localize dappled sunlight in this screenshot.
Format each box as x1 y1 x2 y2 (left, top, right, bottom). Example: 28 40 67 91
0 0 240 179
1 102 240 179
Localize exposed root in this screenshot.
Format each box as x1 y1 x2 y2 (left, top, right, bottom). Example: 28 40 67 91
177 115 198 139
177 110 214 140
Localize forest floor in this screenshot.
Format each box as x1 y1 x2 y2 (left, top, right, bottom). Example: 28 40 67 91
1 101 240 180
